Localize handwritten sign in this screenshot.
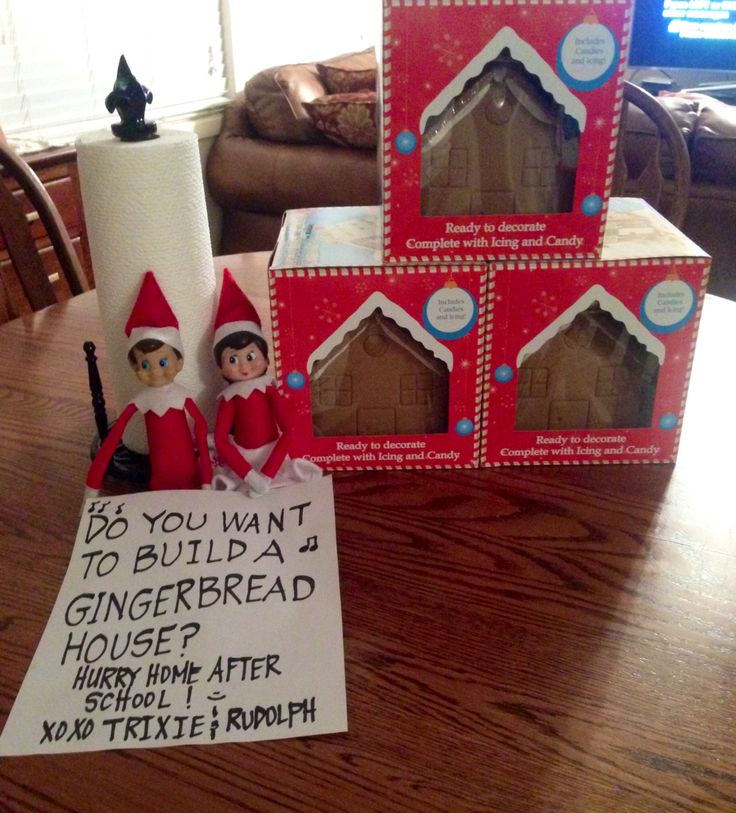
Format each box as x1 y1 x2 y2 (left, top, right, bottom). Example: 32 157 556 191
0 476 346 755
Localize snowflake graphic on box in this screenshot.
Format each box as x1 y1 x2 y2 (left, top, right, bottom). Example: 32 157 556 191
316 298 342 326
531 291 559 321
295 400 313 419
433 33 464 71
490 388 516 410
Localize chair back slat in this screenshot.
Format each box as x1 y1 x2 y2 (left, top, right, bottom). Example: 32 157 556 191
0 142 89 321
613 82 691 229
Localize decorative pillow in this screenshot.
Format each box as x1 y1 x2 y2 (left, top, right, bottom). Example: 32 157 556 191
245 64 326 143
319 47 376 73
303 92 378 149
317 64 377 94
243 50 377 145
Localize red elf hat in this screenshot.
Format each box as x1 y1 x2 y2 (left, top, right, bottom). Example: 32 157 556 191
125 271 183 354
212 267 263 350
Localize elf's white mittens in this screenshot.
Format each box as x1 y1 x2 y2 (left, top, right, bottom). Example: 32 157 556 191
237 469 271 498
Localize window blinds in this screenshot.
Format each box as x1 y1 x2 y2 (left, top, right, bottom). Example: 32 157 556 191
0 0 226 139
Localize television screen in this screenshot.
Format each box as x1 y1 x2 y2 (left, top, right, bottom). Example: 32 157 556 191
629 0 736 71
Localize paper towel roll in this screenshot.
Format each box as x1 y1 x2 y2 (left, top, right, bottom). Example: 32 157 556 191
77 128 220 453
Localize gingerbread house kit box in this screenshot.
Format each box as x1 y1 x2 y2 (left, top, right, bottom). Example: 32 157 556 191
481 198 710 466
269 206 488 470
382 0 632 263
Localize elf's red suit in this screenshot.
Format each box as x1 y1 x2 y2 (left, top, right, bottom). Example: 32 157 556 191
86 383 212 491
214 377 320 487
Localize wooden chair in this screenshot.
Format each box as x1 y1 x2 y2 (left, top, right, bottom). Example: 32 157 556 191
0 142 89 322
613 81 691 229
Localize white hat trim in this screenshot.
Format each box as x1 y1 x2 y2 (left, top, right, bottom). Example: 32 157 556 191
127 326 184 355
213 320 263 350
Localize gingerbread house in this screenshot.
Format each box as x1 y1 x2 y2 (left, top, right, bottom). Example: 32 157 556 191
514 285 664 430
307 292 453 437
421 32 583 217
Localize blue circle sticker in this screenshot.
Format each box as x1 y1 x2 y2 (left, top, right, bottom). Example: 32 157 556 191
581 194 603 216
395 130 417 155
557 20 620 91
494 364 514 384
456 418 474 436
640 278 697 334
423 286 478 340
286 371 306 390
659 413 678 430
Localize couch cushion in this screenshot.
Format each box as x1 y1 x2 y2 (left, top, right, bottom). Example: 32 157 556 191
658 95 700 145
304 92 378 149
691 97 736 185
245 64 327 143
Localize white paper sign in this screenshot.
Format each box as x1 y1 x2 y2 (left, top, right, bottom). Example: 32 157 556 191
0 476 346 755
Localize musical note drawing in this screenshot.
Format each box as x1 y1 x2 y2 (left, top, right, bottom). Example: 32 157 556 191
299 536 318 553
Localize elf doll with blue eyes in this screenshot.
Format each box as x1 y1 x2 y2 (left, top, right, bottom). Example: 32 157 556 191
85 271 213 496
211 268 320 497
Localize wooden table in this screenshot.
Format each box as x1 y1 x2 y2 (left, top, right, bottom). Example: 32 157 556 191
1 253 735 812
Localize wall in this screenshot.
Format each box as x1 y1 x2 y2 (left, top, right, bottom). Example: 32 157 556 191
226 0 379 89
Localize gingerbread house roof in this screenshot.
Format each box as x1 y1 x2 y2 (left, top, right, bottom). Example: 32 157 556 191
307 291 454 375
516 284 666 366
420 27 586 135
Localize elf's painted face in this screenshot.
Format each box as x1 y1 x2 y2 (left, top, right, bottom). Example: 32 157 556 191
132 344 183 387
221 343 268 382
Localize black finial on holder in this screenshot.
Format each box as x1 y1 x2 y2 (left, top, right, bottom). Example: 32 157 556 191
105 55 158 142
84 340 109 440
83 339 151 486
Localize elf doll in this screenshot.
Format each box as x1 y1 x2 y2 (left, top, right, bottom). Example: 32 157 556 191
85 271 213 496
212 268 321 497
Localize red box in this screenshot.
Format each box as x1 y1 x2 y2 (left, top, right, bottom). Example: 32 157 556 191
269 206 488 470
382 0 632 262
481 199 710 466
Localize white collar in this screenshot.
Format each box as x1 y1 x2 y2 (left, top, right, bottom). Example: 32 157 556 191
133 382 189 415
219 376 276 401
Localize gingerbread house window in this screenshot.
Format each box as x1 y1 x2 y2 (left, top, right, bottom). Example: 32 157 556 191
401 372 434 406
518 367 549 399
307 293 453 438
316 374 353 408
514 287 664 431
420 34 584 218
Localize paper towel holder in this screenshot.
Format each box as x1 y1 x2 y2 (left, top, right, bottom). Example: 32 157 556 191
105 55 158 142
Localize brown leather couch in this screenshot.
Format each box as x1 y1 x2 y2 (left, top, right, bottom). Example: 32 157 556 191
206 50 380 256
206 56 736 300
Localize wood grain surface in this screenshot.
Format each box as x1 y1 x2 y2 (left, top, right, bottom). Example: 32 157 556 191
0 255 734 812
